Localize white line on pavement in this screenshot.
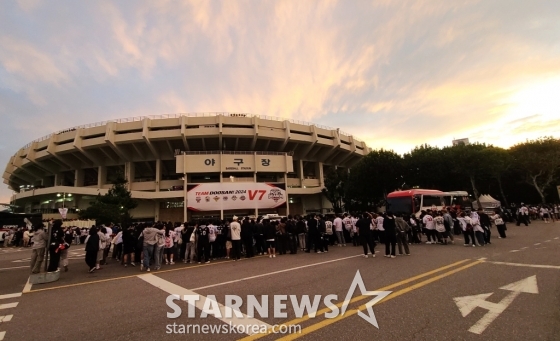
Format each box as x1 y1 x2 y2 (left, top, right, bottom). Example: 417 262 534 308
0 293 21 300
0 303 18 311
0 266 29 271
510 250 519 253
191 254 362 291
0 315 13 322
0 331 5 341
22 278 32 294
534 243 541 246
138 274 271 335
520 247 528 250
489 261 560 269
554 237 559 240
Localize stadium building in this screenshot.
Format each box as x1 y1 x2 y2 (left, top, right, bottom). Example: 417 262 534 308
3 114 369 222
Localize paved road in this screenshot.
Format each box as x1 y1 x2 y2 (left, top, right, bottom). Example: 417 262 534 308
1 221 560 341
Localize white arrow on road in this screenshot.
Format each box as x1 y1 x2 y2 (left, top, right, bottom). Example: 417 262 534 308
454 276 538 334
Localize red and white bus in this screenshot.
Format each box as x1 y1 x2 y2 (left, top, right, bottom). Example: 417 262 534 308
386 189 469 217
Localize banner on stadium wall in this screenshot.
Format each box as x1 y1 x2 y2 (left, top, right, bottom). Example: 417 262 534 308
58 208 68 219
187 183 286 211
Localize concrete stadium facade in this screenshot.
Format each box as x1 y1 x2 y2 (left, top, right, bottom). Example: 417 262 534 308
3 113 369 222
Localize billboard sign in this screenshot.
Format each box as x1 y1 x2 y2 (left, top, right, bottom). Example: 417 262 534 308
187 183 286 211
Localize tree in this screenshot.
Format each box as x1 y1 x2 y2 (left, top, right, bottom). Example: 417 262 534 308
445 143 490 209
322 168 348 213
479 147 513 207
79 175 138 225
510 137 560 203
403 144 453 190
345 149 404 210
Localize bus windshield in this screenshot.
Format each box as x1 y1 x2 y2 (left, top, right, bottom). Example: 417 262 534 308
422 195 445 208
386 197 412 214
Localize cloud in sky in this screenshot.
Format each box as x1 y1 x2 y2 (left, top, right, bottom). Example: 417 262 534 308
1 0 560 201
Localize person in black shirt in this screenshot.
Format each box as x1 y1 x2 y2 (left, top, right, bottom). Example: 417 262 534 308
478 208 492 244
306 214 322 253
196 221 210 263
356 213 376 258
122 225 137 267
47 220 65 272
242 217 254 258
383 211 397 258
85 227 100 273
254 218 265 255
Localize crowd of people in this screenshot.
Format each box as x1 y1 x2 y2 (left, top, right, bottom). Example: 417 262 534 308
5 202 557 274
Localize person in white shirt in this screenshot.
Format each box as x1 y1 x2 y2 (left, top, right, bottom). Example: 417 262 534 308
333 214 346 246
470 212 485 246
541 207 550 223
230 216 242 261
516 204 529 226
375 214 385 244
457 212 475 247
422 211 436 244
491 208 507 238
342 214 354 246
350 215 359 246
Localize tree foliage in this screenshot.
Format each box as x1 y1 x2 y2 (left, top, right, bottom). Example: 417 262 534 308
510 137 560 203
79 175 138 225
338 137 560 209
345 149 403 210
322 168 348 213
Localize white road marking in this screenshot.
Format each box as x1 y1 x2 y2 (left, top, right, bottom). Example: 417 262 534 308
520 247 528 250
138 274 271 335
192 254 362 291
534 243 541 246
454 276 538 334
489 261 560 269
554 237 559 240
0 315 13 322
0 293 21 300
0 331 5 340
22 278 32 294
0 303 18 311
0 266 29 271
510 250 519 253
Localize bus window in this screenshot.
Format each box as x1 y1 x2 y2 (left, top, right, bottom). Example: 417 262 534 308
386 197 412 214
422 195 444 208
413 195 421 213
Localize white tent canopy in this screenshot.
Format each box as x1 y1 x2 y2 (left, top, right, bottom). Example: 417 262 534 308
473 194 500 210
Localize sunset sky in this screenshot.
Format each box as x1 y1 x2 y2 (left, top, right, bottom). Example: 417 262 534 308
1 0 560 203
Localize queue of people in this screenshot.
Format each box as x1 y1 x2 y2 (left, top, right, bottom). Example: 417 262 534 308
22 202 541 274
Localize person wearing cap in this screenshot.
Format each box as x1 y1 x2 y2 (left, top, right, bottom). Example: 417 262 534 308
230 216 242 261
